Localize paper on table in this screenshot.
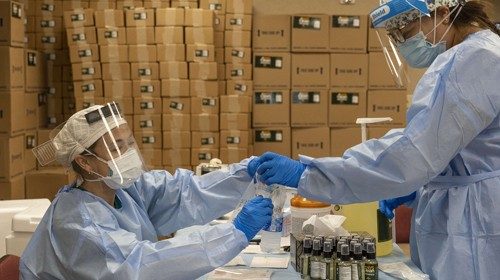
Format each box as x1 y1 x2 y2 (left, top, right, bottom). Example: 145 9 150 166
250 255 290 269
225 256 246 267
242 244 263 254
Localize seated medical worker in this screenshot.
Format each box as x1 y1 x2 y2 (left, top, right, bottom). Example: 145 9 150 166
20 103 272 279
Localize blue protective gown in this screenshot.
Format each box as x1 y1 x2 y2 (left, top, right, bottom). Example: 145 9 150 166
297 30 500 280
20 162 252 280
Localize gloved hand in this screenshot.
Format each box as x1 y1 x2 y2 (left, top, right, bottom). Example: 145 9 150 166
379 192 416 219
233 196 274 242
247 157 260 178
255 152 306 188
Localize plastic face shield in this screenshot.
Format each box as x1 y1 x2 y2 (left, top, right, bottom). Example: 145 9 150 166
33 102 148 185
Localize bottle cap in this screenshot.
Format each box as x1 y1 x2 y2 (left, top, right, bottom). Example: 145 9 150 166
354 243 363 256
323 241 333 253
304 237 312 248
313 239 321 251
341 244 349 256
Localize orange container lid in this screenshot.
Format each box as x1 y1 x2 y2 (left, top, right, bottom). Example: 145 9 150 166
291 195 330 208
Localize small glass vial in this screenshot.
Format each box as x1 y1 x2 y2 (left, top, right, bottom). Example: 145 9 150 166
301 236 313 279
364 242 378 280
334 241 345 277
310 238 323 280
351 243 364 280
319 241 335 280
337 244 352 280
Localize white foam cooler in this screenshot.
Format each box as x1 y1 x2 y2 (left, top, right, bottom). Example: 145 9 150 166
0 199 50 256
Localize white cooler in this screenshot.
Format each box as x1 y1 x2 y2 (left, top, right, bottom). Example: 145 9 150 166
0 199 50 256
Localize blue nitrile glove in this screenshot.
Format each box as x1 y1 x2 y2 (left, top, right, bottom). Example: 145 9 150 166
233 196 274 242
379 192 417 219
247 157 261 178
255 152 306 188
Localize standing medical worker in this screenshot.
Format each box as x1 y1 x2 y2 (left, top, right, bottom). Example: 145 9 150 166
249 0 500 279
21 103 273 279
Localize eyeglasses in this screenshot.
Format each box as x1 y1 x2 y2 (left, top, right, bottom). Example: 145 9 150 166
387 27 406 44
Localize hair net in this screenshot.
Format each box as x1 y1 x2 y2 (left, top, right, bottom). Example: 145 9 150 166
53 105 126 167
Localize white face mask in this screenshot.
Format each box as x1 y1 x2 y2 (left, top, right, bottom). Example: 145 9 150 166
86 148 145 190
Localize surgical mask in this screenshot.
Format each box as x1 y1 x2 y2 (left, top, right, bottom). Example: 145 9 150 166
397 5 462 68
86 148 144 190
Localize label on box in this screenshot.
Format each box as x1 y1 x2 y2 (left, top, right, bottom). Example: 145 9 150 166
231 69 245 77
134 12 147 20
254 56 283 69
140 120 153 128
82 67 95 75
141 85 154 93
83 102 96 108
297 66 324 75
195 49 209 57
170 101 184 111
332 16 360 28
202 98 216 106
139 68 152 76
198 153 212 160
331 92 359 105
255 130 283 142
201 137 215 145
140 102 154 109
82 83 95 92
255 92 283 104
42 36 56 43
230 18 243 26
142 136 156 143
12 3 22 18
72 33 86 41
42 4 55 12
26 135 37 149
41 20 55 28
209 3 223 10
71 13 85 22
292 91 321 104
79 49 92 57
38 93 47 105
226 136 240 144
105 30 118 38
47 53 56 61
232 49 245 58
372 104 401 112
27 52 37 66
234 84 247 92
293 16 321 29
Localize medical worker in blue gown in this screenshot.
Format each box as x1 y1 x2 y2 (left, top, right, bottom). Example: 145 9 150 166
21 102 273 279
249 0 500 279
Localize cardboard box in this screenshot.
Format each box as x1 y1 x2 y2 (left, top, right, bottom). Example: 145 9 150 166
185 27 214 45
292 127 330 159
62 1 89 11
369 52 407 89
214 14 225 32
132 80 161 97
26 16 36 33
186 44 215 62
99 45 128 63
0 135 24 181
36 31 63 50
95 9 125 28
163 131 191 148
36 0 63 17
225 47 251 64
226 80 253 96
253 127 291 157
66 27 97 46
291 90 328 127
226 0 252 14
162 97 191 114
191 114 219 132
367 127 392 139
74 97 105 110
26 32 36 49
69 44 99 63
0 92 24 135
134 131 162 149
220 130 250 148
330 127 361 156
97 27 127 45
144 0 171 9
163 149 191 166
23 93 38 130
129 45 157 63
162 113 190 131
141 148 163 167
160 61 188 79
190 80 218 97
116 0 143 10
190 62 218 80
71 62 101 81
130 62 159 80
292 54 330 89
157 44 185 61
220 148 248 163
156 8 184 26
35 16 64 33
191 97 219 114
218 64 226 80
0 47 24 92
200 0 226 14
291 14 329 52
104 80 132 98
368 21 389 52
62 98 76 115
24 129 37 172
0 174 24 200
367 90 407 127
214 31 224 48
127 27 155 45
25 168 76 200
161 79 190 97
191 131 219 148
89 1 116 10
104 97 134 115
220 95 251 113
0 1 25 47
171 1 198 9
63 9 94 28
330 15 368 53
133 114 162 131
253 90 290 127
225 14 252 31
253 52 290 89
220 113 251 130
155 27 184 44
329 88 367 127
214 47 224 64
133 97 162 115
191 148 219 166
185 8 214 27
224 30 251 47
125 8 155 27
101 63 130 81
330 54 368 89
226 63 252 80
